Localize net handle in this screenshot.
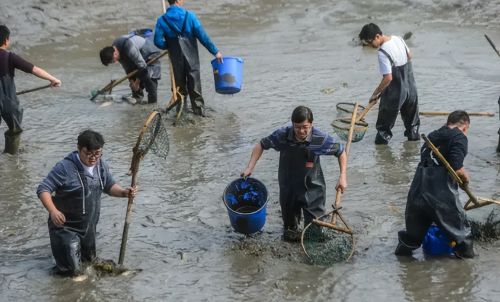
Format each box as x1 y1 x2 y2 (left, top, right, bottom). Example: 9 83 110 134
334 103 358 210
119 110 161 265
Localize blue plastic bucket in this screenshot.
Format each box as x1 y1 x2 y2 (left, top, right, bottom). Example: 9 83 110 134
129 28 153 38
422 225 454 256
222 177 268 234
211 56 243 94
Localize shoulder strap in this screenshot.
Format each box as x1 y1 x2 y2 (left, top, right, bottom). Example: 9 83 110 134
162 11 189 36
378 48 395 67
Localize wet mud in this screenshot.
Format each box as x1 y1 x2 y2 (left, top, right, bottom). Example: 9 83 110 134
1 0 500 301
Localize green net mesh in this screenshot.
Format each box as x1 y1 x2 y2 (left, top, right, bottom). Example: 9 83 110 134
301 214 354 265
331 118 368 142
137 112 169 159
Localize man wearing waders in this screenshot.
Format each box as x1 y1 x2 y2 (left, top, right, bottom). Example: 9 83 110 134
395 111 474 258
0 25 61 154
241 106 347 242
99 31 161 104
154 0 223 116
359 23 420 144
37 130 137 276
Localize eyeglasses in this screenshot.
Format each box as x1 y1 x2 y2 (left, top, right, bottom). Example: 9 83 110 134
81 149 103 159
293 123 312 132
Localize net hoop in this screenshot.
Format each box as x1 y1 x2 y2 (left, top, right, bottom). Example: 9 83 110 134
301 210 355 264
133 110 161 158
336 102 366 114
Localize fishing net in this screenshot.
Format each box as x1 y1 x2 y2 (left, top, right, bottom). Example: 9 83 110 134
336 102 365 115
301 211 354 265
469 210 500 242
331 118 368 142
133 111 169 160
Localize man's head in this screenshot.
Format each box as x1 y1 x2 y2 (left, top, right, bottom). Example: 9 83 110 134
168 0 184 5
447 110 470 134
291 106 314 142
0 25 10 47
99 46 119 66
77 130 105 166
359 23 383 48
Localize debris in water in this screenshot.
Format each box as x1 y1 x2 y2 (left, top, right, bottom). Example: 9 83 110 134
469 211 500 242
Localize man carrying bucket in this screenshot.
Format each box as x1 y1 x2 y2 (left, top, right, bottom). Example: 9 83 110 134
359 23 420 144
0 25 61 154
242 106 347 242
99 30 161 104
395 111 474 258
154 0 223 116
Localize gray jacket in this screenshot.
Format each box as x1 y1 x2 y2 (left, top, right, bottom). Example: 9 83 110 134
113 35 161 79
37 151 116 216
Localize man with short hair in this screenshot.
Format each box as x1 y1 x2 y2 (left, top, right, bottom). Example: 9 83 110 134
242 106 347 241
154 0 223 116
37 130 137 276
395 110 474 258
0 25 61 154
359 23 420 144
99 31 161 104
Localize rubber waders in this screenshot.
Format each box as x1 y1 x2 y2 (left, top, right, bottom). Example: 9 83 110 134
4 132 21 155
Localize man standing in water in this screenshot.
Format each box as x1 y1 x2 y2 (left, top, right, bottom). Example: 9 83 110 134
37 130 137 276
0 25 61 154
396 111 474 258
241 106 347 241
99 31 161 104
154 0 223 116
359 23 420 144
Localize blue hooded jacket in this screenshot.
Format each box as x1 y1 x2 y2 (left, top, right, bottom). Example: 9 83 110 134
154 5 219 55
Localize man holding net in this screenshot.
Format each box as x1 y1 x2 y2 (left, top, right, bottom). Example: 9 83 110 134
359 23 420 145
37 130 137 276
242 106 347 242
395 111 474 258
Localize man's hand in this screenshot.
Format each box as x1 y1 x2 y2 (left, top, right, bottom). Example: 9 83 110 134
335 174 347 193
122 186 138 198
50 78 62 87
129 78 140 92
215 51 223 64
49 209 66 227
240 167 253 178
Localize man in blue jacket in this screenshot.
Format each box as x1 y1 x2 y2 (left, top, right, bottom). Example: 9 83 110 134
37 130 136 276
154 0 223 116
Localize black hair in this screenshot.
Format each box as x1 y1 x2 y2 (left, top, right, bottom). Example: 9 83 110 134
78 130 105 150
168 0 177 4
0 25 10 46
99 46 115 66
359 23 382 41
447 110 470 126
291 106 314 123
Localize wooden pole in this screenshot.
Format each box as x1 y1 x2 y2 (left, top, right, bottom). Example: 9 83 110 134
420 111 494 117
16 84 52 95
485 34 500 58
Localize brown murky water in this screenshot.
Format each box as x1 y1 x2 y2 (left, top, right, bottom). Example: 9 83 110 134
1 0 500 301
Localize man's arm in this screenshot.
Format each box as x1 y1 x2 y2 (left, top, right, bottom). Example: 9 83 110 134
336 150 347 193
190 12 222 62
38 192 66 227
124 39 148 70
154 17 169 50
108 183 137 198
241 143 264 177
370 74 392 102
32 66 61 87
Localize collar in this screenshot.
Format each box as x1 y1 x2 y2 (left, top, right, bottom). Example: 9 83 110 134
286 125 313 144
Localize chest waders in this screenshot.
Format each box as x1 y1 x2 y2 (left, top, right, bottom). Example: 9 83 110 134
48 164 104 275
278 133 327 239
375 48 420 144
0 53 23 154
162 12 205 116
396 154 473 257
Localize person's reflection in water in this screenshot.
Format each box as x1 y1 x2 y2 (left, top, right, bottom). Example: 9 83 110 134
373 141 419 186
398 257 476 301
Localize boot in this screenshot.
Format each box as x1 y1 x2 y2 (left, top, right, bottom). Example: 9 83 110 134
395 242 414 256
497 129 500 153
405 127 420 141
4 132 21 155
454 241 475 259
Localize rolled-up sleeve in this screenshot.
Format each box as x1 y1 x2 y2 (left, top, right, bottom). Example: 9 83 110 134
36 162 67 196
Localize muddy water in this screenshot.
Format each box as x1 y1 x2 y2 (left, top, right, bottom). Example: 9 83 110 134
1 0 500 301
